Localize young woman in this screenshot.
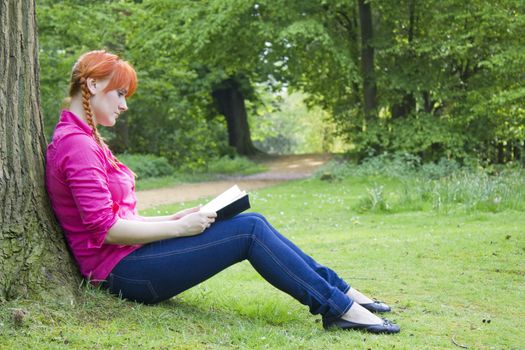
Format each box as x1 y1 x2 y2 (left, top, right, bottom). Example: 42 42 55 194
45 50 400 334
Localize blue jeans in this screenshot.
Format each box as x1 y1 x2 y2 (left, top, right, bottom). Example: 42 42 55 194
104 213 353 320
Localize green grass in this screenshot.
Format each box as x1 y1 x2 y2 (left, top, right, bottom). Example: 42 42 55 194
1 177 524 349
318 156 525 214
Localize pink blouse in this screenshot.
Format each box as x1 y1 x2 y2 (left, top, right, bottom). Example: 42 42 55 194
45 110 142 282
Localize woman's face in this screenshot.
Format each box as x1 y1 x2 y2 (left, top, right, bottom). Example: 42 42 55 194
88 78 128 127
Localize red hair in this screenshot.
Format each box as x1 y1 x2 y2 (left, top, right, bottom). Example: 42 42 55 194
68 50 138 172
69 50 137 98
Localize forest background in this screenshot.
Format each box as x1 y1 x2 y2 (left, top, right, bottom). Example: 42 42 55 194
38 0 525 171
1 1 524 348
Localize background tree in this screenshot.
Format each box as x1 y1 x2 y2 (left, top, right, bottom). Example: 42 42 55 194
37 0 129 141
128 0 269 156
264 0 525 162
372 0 525 162
36 0 525 167
37 0 227 170
358 0 377 122
0 0 79 301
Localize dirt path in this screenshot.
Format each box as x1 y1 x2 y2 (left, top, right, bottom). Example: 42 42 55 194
136 153 332 210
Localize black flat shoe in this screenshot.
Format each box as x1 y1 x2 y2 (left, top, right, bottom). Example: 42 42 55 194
323 317 400 334
360 301 391 313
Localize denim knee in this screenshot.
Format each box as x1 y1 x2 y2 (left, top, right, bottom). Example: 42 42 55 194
239 212 266 221
235 214 267 237
232 214 272 250
237 212 271 229
234 212 259 222
250 212 265 219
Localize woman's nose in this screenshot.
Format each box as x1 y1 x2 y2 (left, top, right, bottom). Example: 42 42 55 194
119 99 128 112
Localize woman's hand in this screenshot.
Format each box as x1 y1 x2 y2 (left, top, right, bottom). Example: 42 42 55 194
171 206 201 220
177 210 217 235
138 206 202 223
105 210 217 245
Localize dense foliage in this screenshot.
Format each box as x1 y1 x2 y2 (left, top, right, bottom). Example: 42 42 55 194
259 0 525 163
38 0 525 168
38 0 231 170
116 153 174 179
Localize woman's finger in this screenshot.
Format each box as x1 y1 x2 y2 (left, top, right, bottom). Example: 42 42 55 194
200 211 217 218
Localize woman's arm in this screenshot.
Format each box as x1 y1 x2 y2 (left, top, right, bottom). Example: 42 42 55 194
105 210 216 245
139 206 201 222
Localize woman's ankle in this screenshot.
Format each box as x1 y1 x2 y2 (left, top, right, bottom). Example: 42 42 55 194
341 302 383 325
346 288 374 304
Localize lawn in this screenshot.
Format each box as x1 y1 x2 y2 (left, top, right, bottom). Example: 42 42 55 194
1 176 523 349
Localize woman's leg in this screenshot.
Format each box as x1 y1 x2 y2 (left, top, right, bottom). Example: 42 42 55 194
239 213 351 294
105 214 353 321
240 213 378 306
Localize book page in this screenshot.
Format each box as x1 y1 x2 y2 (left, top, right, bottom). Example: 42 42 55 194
200 185 246 213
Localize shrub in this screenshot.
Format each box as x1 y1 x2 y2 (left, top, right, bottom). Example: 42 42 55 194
316 152 424 180
318 153 525 213
419 158 461 179
205 156 267 175
357 152 421 178
117 153 174 179
355 184 391 212
428 169 525 213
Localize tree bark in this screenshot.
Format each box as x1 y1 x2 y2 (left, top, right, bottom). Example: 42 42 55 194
391 93 416 119
358 0 377 122
512 140 521 163
336 6 364 131
522 140 525 166
212 78 260 156
408 0 416 43
497 142 504 163
0 0 79 301
391 0 417 120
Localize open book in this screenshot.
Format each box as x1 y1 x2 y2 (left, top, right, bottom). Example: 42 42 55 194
200 185 251 220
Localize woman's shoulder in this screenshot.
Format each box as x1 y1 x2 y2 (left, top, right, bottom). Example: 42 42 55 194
50 131 93 151
49 112 92 144
48 131 106 166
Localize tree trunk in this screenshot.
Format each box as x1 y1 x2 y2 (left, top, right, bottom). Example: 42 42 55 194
391 0 417 120
358 0 377 122
422 90 433 113
391 93 416 119
522 140 525 166
0 0 79 301
212 78 260 156
496 142 504 164
336 6 365 132
512 140 521 163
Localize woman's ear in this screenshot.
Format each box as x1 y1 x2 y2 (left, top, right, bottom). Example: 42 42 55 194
86 78 97 95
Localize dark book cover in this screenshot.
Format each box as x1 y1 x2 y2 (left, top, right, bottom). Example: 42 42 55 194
216 194 251 221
